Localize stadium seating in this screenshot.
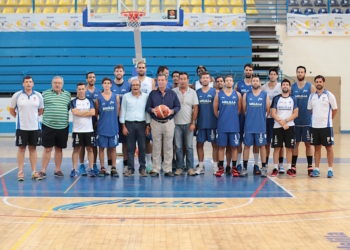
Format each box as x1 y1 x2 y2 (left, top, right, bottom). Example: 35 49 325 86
290 7 302 14
231 0 243 6
190 0 201 5
318 7 328 13
3 6 14 12
330 0 340 6
70 6 82 12
314 0 326 6
288 0 299 6
43 6 55 12
164 0 176 5
246 8 258 14
232 7 243 13
150 0 159 5
110 6 117 12
96 6 108 12
45 0 57 5
218 6 230 13
29 7 42 12
97 0 109 5
332 7 343 12
191 6 202 12
341 0 349 6
304 7 316 14
15 6 27 12
217 0 229 5
74 0 84 5
205 6 217 12
35 0 44 6
300 0 312 6
204 0 216 6
180 0 189 5
182 6 190 12
18 0 31 6
56 6 68 12
151 6 160 12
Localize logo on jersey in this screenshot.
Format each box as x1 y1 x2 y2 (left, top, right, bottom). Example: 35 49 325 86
234 134 239 145
210 130 215 140
207 95 212 98
222 100 236 106
258 98 263 101
75 134 80 144
249 102 262 107
259 134 263 143
110 101 114 104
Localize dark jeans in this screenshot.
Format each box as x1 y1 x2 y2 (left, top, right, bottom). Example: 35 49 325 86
125 121 146 171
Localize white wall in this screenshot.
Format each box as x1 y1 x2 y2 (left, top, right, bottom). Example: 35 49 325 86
275 24 350 131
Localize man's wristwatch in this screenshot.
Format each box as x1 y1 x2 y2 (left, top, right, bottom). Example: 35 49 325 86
191 121 196 124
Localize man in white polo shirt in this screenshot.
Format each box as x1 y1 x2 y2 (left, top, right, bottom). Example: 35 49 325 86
9 76 44 181
70 82 96 178
307 75 338 178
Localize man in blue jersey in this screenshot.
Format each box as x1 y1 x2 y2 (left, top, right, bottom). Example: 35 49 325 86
79 72 100 175
270 79 298 177
291 66 316 176
95 77 120 177
242 75 270 177
308 75 338 178
235 63 261 175
70 83 96 177
213 75 242 177
111 64 131 174
195 72 218 175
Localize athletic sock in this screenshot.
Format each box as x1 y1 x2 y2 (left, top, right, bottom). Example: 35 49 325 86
243 160 248 170
315 166 320 170
219 161 224 167
274 164 278 170
213 162 218 168
292 155 298 167
287 164 291 170
199 162 203 168
279 157 283 164
108 159 112 166
123 160 128 166
266 156 269 165
232 161 237 168
254 153 259 165
262 162 266 168
237 153 241 165
146 154 152 165
328 167 333 171
307 156 313 166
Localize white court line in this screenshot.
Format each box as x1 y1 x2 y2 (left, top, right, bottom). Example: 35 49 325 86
0 165 20 178
2 197 254 217
267 176 296 198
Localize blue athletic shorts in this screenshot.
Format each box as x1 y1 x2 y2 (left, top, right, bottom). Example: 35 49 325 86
95 134 119 148
295 126 311 143
216 132 240 147
196 129 216 143
243 132 267 146
266 118 274 144
239 113 245 143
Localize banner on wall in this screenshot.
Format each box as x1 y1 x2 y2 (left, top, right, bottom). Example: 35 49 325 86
287 13 350 36
0 13 245 32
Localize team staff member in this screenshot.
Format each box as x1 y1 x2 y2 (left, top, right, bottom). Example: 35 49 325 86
70 83 96 177
291 66 316 175
119 79 150 177
111 64 131 174
146 73 181 177
172 71 180 89
173 72 199 176
95 77 120 177
270 79 298 177
79 71 100 175
308 75 337 178
40 76 71 178
10 76 43 181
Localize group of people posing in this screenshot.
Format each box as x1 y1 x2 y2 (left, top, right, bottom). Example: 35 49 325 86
10 62 338 181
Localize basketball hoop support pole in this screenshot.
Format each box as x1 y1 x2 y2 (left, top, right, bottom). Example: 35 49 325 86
133 28 145 65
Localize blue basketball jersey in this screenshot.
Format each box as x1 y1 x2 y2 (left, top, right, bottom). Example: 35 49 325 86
111 81 131 104
85 87 101 102
97 93 119 137
291 82 312 126
244 91 267 133
236 80 252 96
217 90 240 133
196 87 217 129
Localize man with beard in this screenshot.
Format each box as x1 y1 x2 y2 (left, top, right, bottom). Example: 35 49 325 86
172 71 180 89
235 64 261 175
261 68 284 173
193 65 215 90
195 72 218 175
291 66 316 176
308 75 337 178
111 64 131 174
130 61 156 172
79 72 100 176
242 75 270 177
213 75 241 177
215 76 224 91
270 79 298 177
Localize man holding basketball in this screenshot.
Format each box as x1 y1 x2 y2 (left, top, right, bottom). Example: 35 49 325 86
146 73 181 177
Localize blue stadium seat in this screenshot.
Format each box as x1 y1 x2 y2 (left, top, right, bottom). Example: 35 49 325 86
341 0 348 6
318 7 328 13
332 7 343 12
330 0 340 6
288 0 299 6
301 0 312 6
304 7 316 14
290 7 302 13
314 0 326 6
346 7 350 12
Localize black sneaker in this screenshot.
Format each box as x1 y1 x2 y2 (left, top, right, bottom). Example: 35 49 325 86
164 172 174 177
225 166 231 175
111 167 119 177
39 171 46 178
149 171 159 177
98 167 106 177
54 171 64 177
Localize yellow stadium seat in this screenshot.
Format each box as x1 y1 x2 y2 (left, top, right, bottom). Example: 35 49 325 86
205 6 216 12
56 6 68 12
29 7 42 12
6 0 17 5
58 0 70 5
73 0 84 5
180 0 189 5
110 6 117 12
181 6 190 12
151 0 159 4
43 6 55 12
163 6 176 12
70 6 82 12
0 0 5 5
204 0 215 6
232 7 243 13
2 6 14 12
246 7 257 14
84 0 96 5
191 6 201 12
246 0 255 4
45 0 57 5
190 0 201 5
151 6 159 12
217 0 228 5
124 0 132 5
219 6 230 13
97 6 108 12
230 0 242 6
138 0 146 4
98 0 109 5
35 0 44 6
18 0 31 6
16 6 28 12
164 0 176 5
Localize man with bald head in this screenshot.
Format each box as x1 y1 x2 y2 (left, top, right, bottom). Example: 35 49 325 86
119 79 151 177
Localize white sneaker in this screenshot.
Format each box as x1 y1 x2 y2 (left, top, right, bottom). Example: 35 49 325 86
123 165 128 175
195 166 205 175
212 165 218 175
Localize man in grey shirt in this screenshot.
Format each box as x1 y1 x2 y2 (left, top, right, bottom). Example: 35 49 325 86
173 72 199 176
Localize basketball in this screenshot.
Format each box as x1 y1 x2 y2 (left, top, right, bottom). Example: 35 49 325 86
156 104 170 119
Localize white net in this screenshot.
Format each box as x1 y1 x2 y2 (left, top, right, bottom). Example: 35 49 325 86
122 11 145 29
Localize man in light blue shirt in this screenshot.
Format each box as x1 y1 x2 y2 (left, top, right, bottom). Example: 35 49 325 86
119 79 151 177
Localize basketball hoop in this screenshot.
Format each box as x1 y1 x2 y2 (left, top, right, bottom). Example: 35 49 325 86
121 11 146 29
